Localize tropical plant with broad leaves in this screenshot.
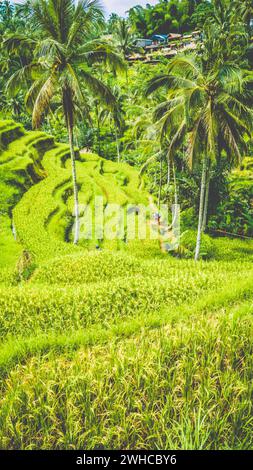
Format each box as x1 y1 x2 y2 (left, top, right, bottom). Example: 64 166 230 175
146 55 253 260
5 0 123 244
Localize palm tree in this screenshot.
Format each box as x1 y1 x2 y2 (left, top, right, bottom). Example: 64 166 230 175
5 0 123 244
235 0 253 30
128 5 147 36
113 18 136 59
134 110 178 207
112 17 137 86
99 106 124 162
202 0 248 69
146 55 253 260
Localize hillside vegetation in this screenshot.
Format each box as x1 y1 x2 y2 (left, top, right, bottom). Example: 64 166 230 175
0 120 157 271
1 120 253 449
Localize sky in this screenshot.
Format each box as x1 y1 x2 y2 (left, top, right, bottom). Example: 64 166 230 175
12 1 159 17
103 1 158 16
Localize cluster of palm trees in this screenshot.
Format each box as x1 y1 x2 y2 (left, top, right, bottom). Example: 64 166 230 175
4 0 124 244
147 57 252 259
1 0 252 258
146 0 253 259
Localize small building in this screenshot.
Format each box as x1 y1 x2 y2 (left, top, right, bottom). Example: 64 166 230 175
151 34 167 44
182 34 193 40
134 39 153 48
182 35 194 47
167 33 182 41
182 42 197 51
169 42 179 50
145 44 163 52
127 53 146 62
192 30 201 38
161 49 178 58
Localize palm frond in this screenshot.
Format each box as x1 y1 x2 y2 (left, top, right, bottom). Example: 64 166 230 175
3 34 36 53
32 74 56 128
167 55 202 80
139 151 162 176
145 75 171 96
6 64 39 96
76 41 125 73
31 0 60 41
167 120 187 164
67 0 104 46
79 69 117 109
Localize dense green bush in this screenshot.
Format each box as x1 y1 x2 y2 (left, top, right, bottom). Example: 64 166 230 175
180 208 197 231
178 230 216 259
209 167 253 237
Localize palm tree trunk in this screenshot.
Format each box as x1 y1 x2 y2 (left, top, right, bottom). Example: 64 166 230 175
167 158 170 186
173 162 178 206
74 126 80 149
158 156 163 210
115 127 120 163
202 169 210 232
125 64 129 88
195 156 207 261
67 122 79 245
95 103 101 154
167 156 171 205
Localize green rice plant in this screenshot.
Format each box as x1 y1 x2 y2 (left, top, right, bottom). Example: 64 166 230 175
1 258 252 341
1 297 253 450
0 121 56 270
1 119 253 451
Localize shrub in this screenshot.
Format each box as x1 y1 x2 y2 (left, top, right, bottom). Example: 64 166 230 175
178 230 216 259
180 207 197 231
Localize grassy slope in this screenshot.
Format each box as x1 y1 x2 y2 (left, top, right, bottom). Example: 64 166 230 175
1 120 253 449
0 120 158 270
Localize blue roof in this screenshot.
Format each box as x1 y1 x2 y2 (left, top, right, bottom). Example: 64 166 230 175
151 34 167 41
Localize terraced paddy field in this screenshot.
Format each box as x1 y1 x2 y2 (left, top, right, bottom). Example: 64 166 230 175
1 120 253 449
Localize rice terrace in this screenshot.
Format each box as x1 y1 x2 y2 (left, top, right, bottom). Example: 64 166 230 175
0 0 253 456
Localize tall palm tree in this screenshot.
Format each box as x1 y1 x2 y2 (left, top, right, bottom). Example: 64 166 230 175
112 17 137 86
5 0 123 244
113 18 136 59
146 56 253 260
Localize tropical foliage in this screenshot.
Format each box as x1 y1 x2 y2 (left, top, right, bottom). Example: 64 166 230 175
0 0 253 451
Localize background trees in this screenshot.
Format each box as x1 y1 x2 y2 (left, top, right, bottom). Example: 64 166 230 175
5 0 123 244
113 18 136 59
128 0 207 36
0 0 252 257
144 0 253 258
146 55 253 258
